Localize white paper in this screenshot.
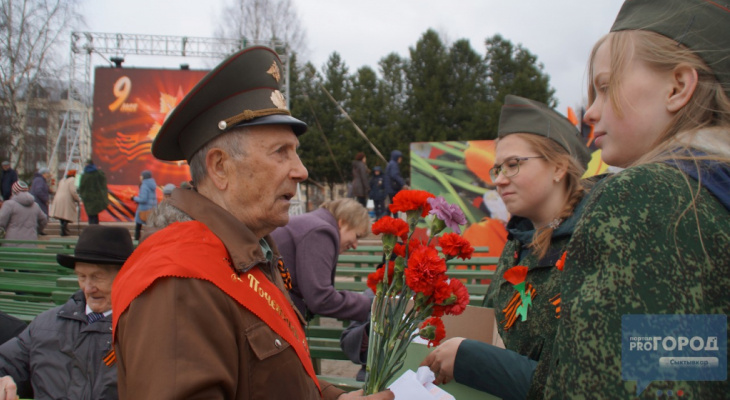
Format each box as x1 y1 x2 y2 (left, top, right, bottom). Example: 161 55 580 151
388 367 456 400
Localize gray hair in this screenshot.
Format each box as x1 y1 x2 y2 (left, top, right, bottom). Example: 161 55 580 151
188 128 249 186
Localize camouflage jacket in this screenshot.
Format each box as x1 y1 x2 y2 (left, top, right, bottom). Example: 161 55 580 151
482 193 590 399
544 163 730 399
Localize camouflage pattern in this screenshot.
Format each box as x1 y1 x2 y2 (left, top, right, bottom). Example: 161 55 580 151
482 193 590 399
544 163 730 399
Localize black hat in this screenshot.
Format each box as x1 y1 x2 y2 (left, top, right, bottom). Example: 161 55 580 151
498 95 591 169
611 0 730 99
152 46 308 162
57 225 134 269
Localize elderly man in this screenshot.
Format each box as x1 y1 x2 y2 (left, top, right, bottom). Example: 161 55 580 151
0 225 133 400
112 47 392 400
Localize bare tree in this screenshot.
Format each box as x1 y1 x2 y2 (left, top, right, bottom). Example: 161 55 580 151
213 0 307 57
0 0 82 172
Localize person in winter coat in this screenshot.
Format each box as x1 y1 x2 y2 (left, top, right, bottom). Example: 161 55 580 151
351 152 369 207
0 161 18 201
50 170 80 236
545 1 730 398
30 167 51 216
0 225 133 400
369 166 386 219
421 95 592 400
78 159 109 224
0 181 47 247
131 170 157 241
383 150 406 212
111 47 393 400
271 198 372 322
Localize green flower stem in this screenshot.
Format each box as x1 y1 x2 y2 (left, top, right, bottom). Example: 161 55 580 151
411 154 477 224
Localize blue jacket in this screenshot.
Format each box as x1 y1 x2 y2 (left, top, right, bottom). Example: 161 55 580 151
384 150 405 196
133 177 157 224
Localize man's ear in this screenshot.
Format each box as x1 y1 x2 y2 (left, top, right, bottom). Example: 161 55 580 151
205 148 229 190
667 64 698 113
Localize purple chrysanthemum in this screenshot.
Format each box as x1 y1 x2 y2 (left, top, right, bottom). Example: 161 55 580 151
427 196 467 233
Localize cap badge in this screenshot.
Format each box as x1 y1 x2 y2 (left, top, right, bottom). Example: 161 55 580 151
271 90 287 110
267 61 281 83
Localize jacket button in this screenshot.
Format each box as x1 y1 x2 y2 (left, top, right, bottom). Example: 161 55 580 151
274 339 282 348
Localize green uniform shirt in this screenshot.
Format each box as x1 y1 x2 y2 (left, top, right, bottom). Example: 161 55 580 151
544 163 730 398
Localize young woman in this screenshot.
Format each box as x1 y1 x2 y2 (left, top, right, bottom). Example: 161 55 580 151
544 1 730 397
421 95 592 400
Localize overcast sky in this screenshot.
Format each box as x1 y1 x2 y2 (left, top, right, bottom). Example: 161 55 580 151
81 0 624 115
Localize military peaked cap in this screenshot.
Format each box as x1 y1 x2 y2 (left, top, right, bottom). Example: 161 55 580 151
498 95 591 169
611 0 730 99
152 46 307 161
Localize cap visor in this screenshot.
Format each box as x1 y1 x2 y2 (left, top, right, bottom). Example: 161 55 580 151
232 114 308 135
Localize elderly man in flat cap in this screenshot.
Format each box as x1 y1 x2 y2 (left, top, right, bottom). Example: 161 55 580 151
112 47 393 400
0 225 133 400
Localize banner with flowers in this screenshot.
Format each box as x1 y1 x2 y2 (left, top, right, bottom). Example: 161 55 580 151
364 190 473 394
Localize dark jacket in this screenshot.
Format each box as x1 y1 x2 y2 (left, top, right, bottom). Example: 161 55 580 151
78 164 109 216
30 173 50 215
1 167 18 200
351 160 369 198
113 189 346 400
0 290 118 400
270 208 372 322
384 150 405 196
369 167 386 201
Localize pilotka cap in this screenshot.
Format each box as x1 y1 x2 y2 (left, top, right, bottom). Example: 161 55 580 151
611 0 730 99
498 95 591 169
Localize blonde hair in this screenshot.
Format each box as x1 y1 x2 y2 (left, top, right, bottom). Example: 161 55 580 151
588 30 730 165
505 133 589 260
320 198 370 237
587 30 730 257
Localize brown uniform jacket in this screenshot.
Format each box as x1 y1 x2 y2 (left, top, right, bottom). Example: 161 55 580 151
113 189 345 400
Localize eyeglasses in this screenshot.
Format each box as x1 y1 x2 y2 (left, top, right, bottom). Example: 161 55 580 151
489 156 545 181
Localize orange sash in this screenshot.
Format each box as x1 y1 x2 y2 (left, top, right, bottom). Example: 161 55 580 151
112 221 319 391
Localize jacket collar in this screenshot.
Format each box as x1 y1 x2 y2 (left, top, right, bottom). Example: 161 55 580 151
167 188 275 273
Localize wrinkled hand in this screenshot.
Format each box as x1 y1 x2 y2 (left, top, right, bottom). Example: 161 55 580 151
338 389 394 400
0 375 19 400
419 337 466 385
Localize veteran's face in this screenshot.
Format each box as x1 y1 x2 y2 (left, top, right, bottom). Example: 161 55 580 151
75 262 119 313
225 125 308 237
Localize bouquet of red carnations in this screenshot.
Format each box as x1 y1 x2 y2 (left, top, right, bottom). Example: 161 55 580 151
363 190 474 394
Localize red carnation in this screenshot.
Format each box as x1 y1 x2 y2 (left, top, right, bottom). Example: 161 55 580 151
393 238 425 258
405 246 446 296
367 261 396 293
432 278 470 317
389 190 436 217
503 265 529 285
556 251 567 271
372 216 409 241
438 232 474 260
419 317 446 348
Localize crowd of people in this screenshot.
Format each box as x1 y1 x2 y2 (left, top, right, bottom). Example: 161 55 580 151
0 0 727 398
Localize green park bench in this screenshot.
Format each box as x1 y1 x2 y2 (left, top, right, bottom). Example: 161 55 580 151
0 240 80 322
